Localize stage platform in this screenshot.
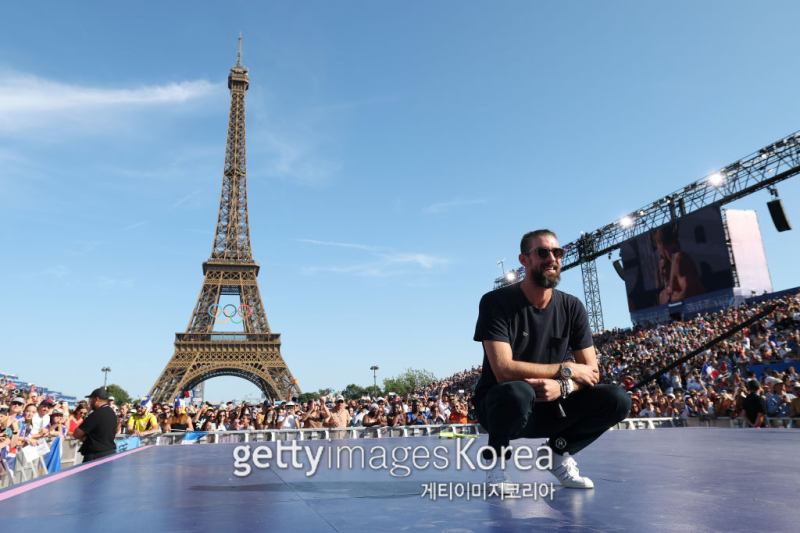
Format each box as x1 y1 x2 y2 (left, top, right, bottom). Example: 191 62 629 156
1 428 797 532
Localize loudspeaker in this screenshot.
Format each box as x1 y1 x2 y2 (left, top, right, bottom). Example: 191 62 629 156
767 199 792 232
613 259 625 280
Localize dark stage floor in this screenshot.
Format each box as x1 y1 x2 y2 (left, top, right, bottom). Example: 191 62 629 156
1 428 797 532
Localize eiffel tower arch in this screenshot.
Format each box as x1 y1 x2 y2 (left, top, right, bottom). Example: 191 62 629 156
149 37 300 405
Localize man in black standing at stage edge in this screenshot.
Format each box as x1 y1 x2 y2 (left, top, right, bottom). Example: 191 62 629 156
73 387 118 463
473 229 631 495
743 379 768 428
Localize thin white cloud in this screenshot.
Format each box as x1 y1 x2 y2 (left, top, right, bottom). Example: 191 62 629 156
423 197 487 214
170 190 204 210
380 252 448 269
100 145 219 182
39 265 69 279
298 239 379 251
98 276 134 289
72 240 105 255
0 71 220 134
123 221 148 231
302 248 448 278
255 129 343 187
185 229 214 236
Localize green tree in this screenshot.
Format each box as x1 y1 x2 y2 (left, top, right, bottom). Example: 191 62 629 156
298 392 320 404
382 368 437 396
341 383 368 400
105 383 132 406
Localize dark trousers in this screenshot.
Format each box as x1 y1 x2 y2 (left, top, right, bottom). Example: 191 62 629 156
81 449 116 464
475 382 631 457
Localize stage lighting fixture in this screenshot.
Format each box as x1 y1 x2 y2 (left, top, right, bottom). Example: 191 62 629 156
620 216 632 228
505 272 515 281
709 172 724 186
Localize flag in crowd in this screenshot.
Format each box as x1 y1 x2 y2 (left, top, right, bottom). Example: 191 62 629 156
701 362 719 381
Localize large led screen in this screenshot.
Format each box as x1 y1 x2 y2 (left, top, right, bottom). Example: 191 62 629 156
620 207 735 312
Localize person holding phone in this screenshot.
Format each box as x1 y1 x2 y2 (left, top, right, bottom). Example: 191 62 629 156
276 402 300 429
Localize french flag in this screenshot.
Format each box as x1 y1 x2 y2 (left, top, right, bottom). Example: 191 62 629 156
702 362 720 381
183 390 195 398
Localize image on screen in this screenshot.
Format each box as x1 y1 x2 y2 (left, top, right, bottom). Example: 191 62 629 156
620 207 735 312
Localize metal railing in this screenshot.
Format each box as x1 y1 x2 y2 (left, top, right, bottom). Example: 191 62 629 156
614 416 797 429
137 423 483 446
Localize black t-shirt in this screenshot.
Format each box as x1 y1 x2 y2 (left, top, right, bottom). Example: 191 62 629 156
78 404 118 456
473 284 594 400
743 393 768 427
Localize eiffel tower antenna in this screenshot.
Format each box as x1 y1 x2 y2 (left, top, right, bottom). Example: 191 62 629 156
148 39 299 404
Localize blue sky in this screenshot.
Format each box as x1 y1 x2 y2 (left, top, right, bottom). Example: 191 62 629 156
3 1 800 402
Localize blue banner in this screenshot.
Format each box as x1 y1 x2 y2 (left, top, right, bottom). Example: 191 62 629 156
115 436 141 453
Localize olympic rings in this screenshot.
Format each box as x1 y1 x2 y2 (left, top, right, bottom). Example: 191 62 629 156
208 303 252 324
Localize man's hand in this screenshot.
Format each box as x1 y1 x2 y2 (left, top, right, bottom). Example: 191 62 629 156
525 378 561 402
565 363 599 386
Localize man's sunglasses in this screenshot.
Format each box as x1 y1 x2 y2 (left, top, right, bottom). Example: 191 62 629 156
526 247 565 260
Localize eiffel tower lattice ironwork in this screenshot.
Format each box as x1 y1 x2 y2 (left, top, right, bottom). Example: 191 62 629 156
149 38 299 404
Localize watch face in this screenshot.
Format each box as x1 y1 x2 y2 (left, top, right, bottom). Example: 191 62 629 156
562 364 572 377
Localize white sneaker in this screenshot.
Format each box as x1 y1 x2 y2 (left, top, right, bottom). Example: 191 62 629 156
483 458 517 496
548 452 594 489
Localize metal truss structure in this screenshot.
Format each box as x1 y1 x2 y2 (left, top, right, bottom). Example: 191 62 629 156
579 258 604 332
560 130 800 331
149 38 299 404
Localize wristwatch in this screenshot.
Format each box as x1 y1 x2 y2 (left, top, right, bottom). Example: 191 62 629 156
559 363 573 379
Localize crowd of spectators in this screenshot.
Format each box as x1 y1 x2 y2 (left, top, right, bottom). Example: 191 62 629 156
4 292 800 470
592 292 800 424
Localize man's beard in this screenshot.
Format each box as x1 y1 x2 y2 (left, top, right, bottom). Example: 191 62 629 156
531 264 561 289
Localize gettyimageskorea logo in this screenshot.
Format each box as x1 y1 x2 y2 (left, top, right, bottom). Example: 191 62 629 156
208 304 252 324
232 439 556 478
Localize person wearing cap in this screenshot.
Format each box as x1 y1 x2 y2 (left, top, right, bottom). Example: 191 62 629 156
72 388 118 463
743 380 768 428
127 399 160 438
351 398 371 427
44 409 68 438
276 401 300 430
322 395 350 438
31 398 54 433
6 397 24 432
324 395 351 429
374 397 388 415
192 404 215 430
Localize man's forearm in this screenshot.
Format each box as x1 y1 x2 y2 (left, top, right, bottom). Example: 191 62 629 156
493 360 563 383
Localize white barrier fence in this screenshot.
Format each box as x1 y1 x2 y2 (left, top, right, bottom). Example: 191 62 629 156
2 418 797 488
613 416 798 430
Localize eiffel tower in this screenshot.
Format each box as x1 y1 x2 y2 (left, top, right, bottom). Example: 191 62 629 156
149 37 299 405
